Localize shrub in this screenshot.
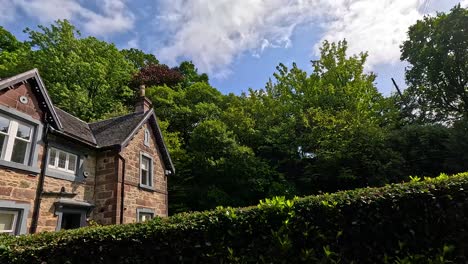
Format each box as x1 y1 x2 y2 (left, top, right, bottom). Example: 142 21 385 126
1 172 467 263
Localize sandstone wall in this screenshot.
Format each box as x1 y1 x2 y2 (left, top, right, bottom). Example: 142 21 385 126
120 122 168 223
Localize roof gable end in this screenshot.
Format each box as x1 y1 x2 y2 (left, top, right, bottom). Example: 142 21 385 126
0 69 62 129
120 110 175 174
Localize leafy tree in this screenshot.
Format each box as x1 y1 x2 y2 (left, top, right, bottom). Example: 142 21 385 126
234 41 401 194
387 124 452 178
0 27 23 52
178 119 288 211
133 63 183 88
445 119 468 172
401 5 468 122
0 20 136 121
120 48 159 69
177 61 209 87
0 27 30 76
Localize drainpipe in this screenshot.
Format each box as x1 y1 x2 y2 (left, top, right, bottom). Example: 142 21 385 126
117 154 126 224
30 118 50 234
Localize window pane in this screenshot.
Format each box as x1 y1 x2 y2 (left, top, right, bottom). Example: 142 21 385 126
141 170 148 185
141 156 152 186
48 149 56 167
0 116 9 134
0 134 6 159
144 130 149 145
58 152 66 168
11 139 28 164
141 157 149 170
0 213 15 232
16 124 31 141
68 155 77 172
139 212 153 222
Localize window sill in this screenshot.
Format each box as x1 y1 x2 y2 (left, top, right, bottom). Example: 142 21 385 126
138 184 155 192
46 169 84 183
0 160 40 174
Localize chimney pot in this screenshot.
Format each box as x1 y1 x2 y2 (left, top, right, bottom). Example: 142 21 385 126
135 85 152 112
139 84 146 97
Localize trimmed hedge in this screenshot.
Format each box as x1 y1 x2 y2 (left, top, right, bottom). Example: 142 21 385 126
1 172 468 263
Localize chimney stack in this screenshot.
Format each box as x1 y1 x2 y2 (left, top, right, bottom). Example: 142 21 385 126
135 84 152 113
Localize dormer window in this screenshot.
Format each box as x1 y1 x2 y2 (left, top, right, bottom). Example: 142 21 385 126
144 128 150 146
0 114 34 165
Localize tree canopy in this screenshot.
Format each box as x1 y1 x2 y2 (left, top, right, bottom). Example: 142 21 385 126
401 5 468 123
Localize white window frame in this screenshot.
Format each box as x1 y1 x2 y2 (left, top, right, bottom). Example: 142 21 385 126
140 153 153 188
137 208 155 223
48 147 78 174
144 128 150 146
0 210 19 235
0 115 33 165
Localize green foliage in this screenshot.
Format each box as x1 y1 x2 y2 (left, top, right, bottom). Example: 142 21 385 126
1 172 467 263
120 48 159 69
1 20 137 121
0 27 30 76
387 124 453 178
240 40 393 194
400 5 468 122
0 27 25 53
177 61 209 87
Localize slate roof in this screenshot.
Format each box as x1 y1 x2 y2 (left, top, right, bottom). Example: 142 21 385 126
89 111 146 148
53 108 174 172
54 107 96 145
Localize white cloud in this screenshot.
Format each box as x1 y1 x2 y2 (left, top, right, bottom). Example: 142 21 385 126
317 0 424 69
125 38 139 49
0 0 18 23
81 0 135 35
155 0 324 75
155 0 435 75
3 0 134 35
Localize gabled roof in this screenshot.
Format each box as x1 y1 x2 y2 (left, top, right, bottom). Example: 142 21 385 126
89 111 146 147
0 69 62 129
0 70 175 173
90 109 175 172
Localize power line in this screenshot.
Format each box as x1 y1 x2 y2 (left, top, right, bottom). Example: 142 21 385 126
422 0 431 14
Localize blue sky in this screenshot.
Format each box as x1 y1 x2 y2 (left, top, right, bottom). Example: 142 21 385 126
1 0 465 96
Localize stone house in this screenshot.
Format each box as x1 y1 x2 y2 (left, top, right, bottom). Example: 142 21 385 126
0 69 174 235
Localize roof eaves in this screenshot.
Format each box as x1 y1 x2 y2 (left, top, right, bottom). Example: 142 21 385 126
32 70 63 129
0 69 37 89
50 128 97 148
149 112 175 173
